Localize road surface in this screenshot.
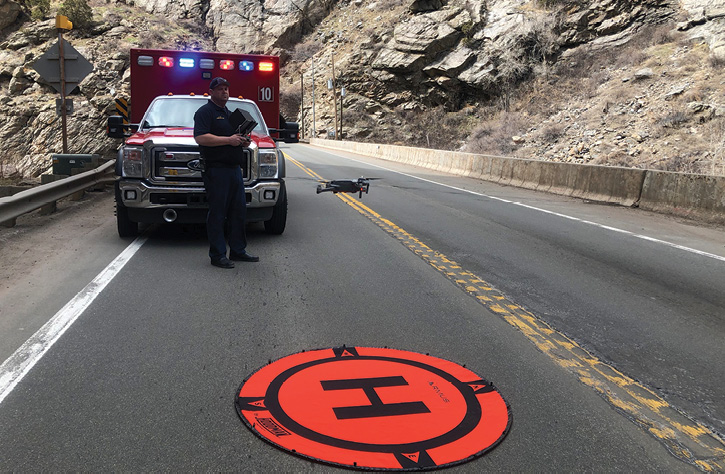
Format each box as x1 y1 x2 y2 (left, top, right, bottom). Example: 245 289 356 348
0 143 723 470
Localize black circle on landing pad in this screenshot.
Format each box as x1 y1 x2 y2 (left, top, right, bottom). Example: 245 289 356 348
235 346 511 471
263 355 481 453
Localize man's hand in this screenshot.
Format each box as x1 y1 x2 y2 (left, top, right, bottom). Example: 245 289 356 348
228 134 251 147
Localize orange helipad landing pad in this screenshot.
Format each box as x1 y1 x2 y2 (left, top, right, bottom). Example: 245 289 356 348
235 346 511 470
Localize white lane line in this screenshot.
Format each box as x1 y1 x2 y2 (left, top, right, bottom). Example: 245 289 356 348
333 153 725 263
0 236 148 405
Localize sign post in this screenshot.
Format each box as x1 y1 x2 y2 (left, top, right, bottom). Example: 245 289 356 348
57 17 69 153
329 52 338 140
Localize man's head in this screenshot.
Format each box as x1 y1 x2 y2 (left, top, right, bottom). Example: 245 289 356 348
209 77 230 106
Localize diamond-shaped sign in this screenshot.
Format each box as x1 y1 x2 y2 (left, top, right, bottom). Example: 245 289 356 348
32 39 94 96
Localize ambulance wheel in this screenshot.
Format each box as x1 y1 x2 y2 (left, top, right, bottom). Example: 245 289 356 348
116 200 138 238
264 183 287 235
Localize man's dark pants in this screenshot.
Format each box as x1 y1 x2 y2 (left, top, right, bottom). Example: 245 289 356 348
202 166 247 260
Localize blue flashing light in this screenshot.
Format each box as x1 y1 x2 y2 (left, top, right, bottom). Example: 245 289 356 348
179 58 195 68
240 61 254 71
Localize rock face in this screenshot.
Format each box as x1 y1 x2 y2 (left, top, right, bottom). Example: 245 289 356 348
129 0 338 52
0 0 21 31
343 0 677 111
0 0 723 178
678 0 725 60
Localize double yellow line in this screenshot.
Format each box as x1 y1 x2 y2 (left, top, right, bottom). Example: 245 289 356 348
287 154 725 471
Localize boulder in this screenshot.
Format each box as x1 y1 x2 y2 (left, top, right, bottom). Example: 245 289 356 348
0 0 21 31
372 47 426 72
409 0 443 14
634 68 654 80
423 48 475 77
457 55 495 87
391 13 461 55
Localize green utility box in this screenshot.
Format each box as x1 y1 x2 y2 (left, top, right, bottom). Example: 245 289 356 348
51 154 100 176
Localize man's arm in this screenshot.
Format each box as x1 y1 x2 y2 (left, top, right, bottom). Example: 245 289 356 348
195 133 250 147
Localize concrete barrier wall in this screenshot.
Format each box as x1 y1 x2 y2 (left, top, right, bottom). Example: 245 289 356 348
310 138 724 223
639 171 725 223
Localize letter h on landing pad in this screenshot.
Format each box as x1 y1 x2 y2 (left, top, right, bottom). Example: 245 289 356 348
321 376 431 419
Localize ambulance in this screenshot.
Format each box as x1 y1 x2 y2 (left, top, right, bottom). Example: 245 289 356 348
107 48 293 237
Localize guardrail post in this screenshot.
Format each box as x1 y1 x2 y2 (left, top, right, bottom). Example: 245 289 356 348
39 201 57 215
0 217 16 228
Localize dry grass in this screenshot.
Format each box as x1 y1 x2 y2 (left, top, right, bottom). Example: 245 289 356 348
463 111 527 156
703 116 725 175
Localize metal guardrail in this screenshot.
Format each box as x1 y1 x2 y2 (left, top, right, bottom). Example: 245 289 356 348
0 160 116 227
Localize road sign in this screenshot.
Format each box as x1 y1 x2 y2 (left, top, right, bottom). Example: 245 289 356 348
235 346 511 470
56 98 73 116
32 39 93 96
115 98 129 124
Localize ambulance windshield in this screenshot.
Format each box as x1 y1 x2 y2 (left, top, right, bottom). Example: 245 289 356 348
142 97 267 134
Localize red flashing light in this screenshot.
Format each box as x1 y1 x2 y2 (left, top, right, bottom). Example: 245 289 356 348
158 56 174 67
220 60 235 70
259 61 274 72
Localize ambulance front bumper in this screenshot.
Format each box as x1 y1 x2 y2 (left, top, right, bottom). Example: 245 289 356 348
118 180 281 209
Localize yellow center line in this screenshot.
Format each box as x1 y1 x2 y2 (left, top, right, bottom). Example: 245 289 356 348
289 157 725 471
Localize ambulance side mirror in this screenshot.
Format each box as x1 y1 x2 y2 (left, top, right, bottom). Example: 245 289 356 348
107 115 127 138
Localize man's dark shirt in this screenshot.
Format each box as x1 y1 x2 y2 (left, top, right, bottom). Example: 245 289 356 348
193 100 241 168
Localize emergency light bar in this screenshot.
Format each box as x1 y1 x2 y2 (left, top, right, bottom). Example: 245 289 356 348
136 55 276 73
137 55 154 66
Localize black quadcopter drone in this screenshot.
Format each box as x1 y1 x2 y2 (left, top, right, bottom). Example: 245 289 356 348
316 177 380 198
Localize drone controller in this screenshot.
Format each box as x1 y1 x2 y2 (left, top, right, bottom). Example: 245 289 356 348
230 108 257 136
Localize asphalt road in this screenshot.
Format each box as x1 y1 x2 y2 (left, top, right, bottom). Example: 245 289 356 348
0 143 723 471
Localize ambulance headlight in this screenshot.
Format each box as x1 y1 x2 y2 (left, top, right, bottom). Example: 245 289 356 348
258 149 278 178
122 146 145 178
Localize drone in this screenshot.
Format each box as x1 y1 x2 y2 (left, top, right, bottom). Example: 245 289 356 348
316 177 380 198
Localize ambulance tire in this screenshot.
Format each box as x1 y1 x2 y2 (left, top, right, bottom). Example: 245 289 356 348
116 199 138 238
264 183 287 235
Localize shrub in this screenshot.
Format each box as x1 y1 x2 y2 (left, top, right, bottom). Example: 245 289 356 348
709 53 725 68
657 110 689 129
291 38 323 61
280 84 302 122
26 0 50 20
463 112 527 155
58 0 93 31
540 123 565 142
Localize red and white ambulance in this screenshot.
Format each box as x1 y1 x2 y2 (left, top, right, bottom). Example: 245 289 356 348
108 48 293 237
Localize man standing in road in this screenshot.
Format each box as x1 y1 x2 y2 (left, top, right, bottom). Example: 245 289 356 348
194 77 259 268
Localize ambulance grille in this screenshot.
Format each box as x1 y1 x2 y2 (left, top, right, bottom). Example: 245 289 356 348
151 146 251 183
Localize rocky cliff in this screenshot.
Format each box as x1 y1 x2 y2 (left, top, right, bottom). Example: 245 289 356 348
1 0 724 180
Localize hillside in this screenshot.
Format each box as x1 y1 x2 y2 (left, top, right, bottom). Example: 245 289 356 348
1 0 724 181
